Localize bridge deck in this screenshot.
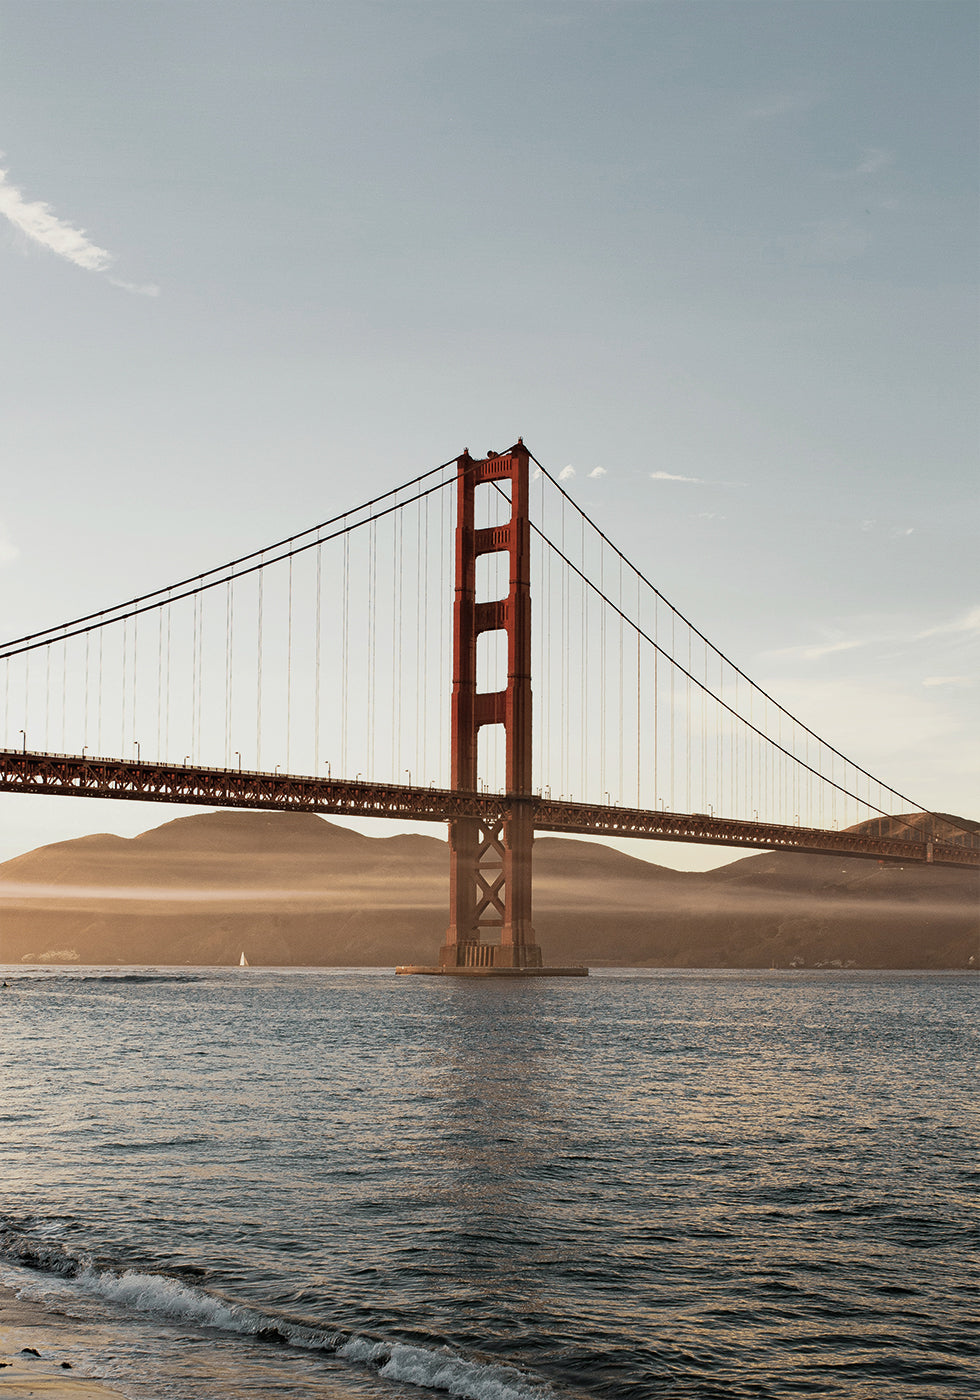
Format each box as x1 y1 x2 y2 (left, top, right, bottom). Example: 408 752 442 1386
1 750 975 869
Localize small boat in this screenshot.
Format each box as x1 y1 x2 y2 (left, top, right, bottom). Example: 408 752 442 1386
239 952 249 967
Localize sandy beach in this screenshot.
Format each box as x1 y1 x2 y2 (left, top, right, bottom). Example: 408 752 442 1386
0 1285 124 1400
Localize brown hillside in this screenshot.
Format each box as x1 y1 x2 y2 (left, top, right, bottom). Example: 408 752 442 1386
0 811 976 970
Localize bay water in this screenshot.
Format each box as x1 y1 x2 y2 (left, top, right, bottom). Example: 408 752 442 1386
0 967 976 1399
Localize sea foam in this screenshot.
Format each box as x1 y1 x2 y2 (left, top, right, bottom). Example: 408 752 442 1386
1 1235 553 1400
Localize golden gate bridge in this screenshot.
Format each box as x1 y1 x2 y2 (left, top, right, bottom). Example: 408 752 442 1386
1 441 976 974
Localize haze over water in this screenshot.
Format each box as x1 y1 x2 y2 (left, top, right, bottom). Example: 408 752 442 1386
0 967 976 1399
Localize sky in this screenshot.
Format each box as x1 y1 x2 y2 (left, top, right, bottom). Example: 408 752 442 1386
0 0 976 869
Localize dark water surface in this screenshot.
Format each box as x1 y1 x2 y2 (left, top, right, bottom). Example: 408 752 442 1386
0 967 976 1399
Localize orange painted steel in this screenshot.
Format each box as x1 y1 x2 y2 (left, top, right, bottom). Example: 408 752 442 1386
1 753 976 869
442 442 541 970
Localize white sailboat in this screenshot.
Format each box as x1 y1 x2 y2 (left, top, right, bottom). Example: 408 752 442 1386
239 952 249 967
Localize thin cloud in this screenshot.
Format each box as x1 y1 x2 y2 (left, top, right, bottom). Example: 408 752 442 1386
916 605 980 640
923 676 973 689
588 467 607 479
558 465 576 481
108 275 160 298
856 146 894 176
0 159 157 295
650 471 704 484
770 638 866 662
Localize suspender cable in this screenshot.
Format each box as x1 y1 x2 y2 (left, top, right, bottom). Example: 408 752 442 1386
62 632 68 753
131 616 138 758
44 643 51 749
341 529 350 778
97 622 103 753
155 610 162 758
256 565 263 771
121 616 128 756
314 541 322 775
286 553 293 774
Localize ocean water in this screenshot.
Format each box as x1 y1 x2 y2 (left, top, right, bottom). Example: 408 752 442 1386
0 967 976 1400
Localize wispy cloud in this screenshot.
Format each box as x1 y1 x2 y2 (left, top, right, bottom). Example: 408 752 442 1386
650 470 704 484
769 638 866 662
558 465 576 481
916 605 980 640
923 676 974 688
588 466 607 479
0 159 158 295
107 275 160 298
855 146 894 176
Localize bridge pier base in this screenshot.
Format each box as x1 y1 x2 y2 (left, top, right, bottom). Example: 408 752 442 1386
396 964 588 977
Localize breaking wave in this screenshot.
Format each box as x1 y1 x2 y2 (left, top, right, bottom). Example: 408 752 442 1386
0 1221 556 1400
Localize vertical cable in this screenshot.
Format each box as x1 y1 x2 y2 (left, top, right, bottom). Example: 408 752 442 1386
286 554 293 773
97 620 104 753
84 630 91 753
121 616 128 755
686 628 692 811
635 574 641 806
62 633 68 752
256 564 264 770
368 517 377 778
669 611 675 811
228 578 234 769
192 595 198 761
580 515 587 799
224 578 233 767
599 544 605 799
420 495 427 782
341 529 350 777
392 504 402 779
653 594 659 808
617 556 624 800
44 643 51 749
131 616 138 757
156 611 162 758
165 597 171 760
314 542 322 774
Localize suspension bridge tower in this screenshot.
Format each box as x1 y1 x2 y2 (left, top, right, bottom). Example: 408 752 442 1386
401 439 585 977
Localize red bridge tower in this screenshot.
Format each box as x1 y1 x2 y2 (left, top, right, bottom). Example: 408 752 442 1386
439 440 542 970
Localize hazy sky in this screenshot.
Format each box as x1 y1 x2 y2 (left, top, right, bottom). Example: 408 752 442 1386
0 0 976 868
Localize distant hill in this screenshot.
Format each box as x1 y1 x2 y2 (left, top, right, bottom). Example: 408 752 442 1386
0 810 976 969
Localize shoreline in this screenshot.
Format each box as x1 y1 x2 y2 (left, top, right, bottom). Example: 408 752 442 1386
0 1284 125 1399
